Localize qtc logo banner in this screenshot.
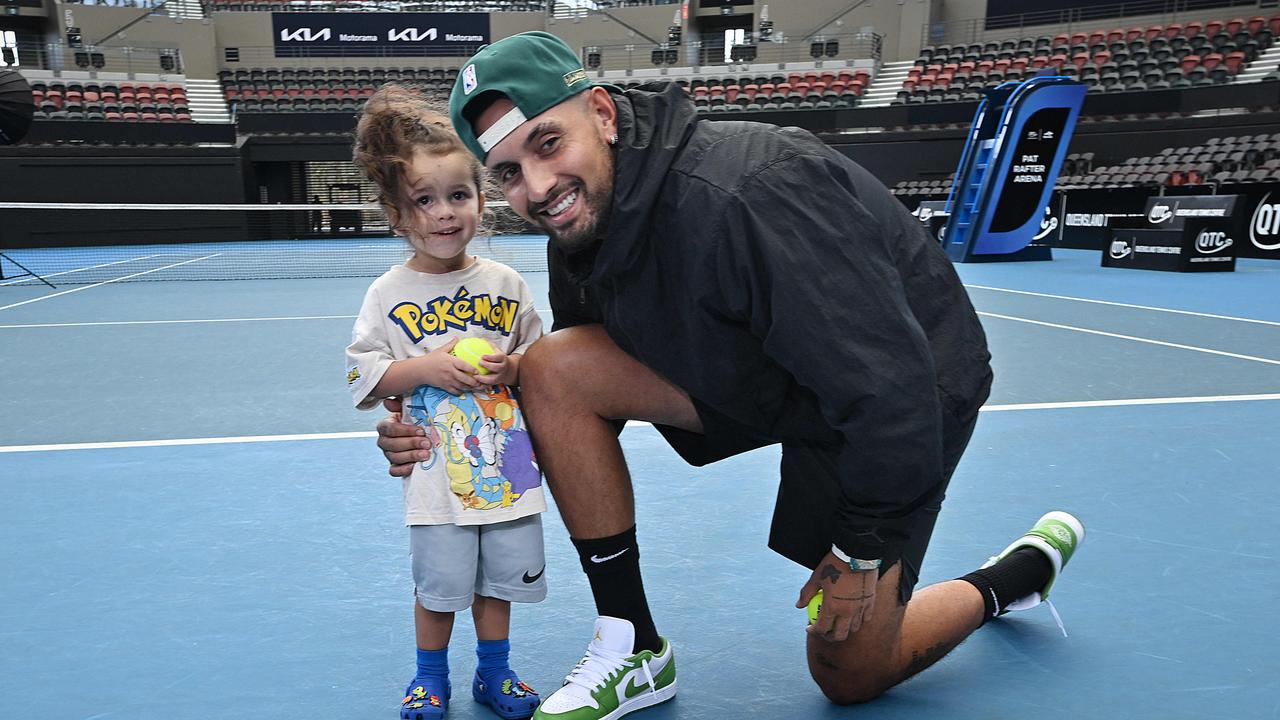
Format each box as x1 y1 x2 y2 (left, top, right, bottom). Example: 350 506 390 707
1249 191 1280 254
272 13 489 58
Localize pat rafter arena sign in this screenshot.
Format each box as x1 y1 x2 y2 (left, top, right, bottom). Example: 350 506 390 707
272 13 489 57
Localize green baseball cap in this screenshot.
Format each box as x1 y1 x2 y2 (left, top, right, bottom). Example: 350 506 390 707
449 31 614 163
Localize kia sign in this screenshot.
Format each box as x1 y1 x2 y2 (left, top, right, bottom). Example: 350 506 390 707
272 13 490 58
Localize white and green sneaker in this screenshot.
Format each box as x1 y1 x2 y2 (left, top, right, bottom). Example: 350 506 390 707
532 617 676 720
983 510 1085 615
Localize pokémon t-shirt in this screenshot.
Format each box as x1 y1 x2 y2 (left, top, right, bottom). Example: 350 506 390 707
345 258 546 526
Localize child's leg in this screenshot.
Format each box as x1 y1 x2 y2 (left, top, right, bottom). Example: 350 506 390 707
470 516 546 719
471 594 510 641
415 602 455 650
405 524 481 719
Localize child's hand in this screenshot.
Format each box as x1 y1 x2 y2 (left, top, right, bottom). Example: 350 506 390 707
476 351 520 387
420 339 483 395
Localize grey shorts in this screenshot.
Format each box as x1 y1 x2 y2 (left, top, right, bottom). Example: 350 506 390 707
410 514 547 613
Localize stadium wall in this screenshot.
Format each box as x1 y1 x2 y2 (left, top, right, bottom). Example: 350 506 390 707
927 0 1271 48
54 3 219 78
0 146 245 204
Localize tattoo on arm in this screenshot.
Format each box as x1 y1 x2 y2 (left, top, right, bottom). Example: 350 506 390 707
821 563 843 583
829 593 875 601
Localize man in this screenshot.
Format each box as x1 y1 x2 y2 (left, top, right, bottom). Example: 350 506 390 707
376 31 1084 719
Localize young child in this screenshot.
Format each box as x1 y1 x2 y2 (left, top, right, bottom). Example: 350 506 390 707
346 84 546 720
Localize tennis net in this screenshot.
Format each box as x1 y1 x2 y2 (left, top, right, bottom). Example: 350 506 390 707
0 202 549 286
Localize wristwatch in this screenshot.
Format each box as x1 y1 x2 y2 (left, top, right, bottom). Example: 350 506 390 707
831 544 881 572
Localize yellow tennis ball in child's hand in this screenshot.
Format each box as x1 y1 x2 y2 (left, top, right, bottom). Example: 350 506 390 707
450 337 496 375
806 589 823 625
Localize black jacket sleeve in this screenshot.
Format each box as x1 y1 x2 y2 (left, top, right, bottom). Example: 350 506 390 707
547 244 603 332
715 149 947 566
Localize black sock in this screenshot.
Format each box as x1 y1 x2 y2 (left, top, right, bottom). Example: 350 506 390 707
571 526 661 654
959 547 1053 623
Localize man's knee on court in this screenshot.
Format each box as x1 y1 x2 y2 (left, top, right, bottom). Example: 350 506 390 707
519 328 597 407
811 662 898 706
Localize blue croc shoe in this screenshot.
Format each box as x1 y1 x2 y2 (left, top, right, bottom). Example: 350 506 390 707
401 676 450 720
472 671 540 720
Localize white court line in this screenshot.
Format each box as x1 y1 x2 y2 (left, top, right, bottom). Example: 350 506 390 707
965 284 1280 328
0 254 163 286
3 393 1279 454
978 393 1280 412
0 315 356 329
978 311 1280 366
0 431 376 453
0 254 222 311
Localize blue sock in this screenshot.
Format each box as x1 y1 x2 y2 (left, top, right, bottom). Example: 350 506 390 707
475 638 512 683
416 647 449 681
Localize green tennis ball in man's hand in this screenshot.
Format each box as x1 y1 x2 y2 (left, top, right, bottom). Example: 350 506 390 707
451 337 497 375
807 590 823 625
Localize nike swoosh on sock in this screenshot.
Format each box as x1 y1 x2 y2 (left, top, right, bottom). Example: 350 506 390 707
590 548 630 564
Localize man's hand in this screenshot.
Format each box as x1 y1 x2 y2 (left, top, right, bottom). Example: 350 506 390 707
796 551 878 642
375 397 431 478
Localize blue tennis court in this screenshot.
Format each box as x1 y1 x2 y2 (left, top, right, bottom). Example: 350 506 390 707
2 245 1277 720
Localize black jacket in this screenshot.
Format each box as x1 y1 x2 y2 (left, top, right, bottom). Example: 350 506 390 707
549 84 992 565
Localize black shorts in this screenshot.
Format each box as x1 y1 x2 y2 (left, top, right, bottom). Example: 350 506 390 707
654 398 980 605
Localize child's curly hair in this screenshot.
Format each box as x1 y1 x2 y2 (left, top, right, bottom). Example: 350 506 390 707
352 83 486 238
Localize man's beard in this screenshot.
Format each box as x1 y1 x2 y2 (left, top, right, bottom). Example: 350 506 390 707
534 146 614 254
539 182 612 254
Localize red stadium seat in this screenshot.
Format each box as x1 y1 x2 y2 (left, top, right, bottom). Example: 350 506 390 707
1248 16 1265 34
1204 20 1221 36
1181 55 1201 73
1226 18 1244 34
1164 23 1183 39
1186 21 1205 37
1202 53 1223 70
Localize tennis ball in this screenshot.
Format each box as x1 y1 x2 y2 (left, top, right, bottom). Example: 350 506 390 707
806 589 823 625
451 337 496 375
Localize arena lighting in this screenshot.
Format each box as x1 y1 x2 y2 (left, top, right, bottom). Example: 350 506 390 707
74 51 90 68
759 4 773 41
730 43 757 62
585 46 601 69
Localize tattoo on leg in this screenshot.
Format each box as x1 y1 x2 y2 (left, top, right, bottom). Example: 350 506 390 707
821 564 843 583
904 642 949 677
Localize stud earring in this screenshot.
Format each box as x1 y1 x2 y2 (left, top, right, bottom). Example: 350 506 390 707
609 133 619 145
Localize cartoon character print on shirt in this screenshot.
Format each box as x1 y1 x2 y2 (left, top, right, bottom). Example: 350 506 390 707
405 384 541 511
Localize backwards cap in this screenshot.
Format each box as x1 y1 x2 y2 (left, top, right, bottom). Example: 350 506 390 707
449 31 613 163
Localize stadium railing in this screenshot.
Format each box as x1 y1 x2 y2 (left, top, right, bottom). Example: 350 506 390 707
3 41 183 77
